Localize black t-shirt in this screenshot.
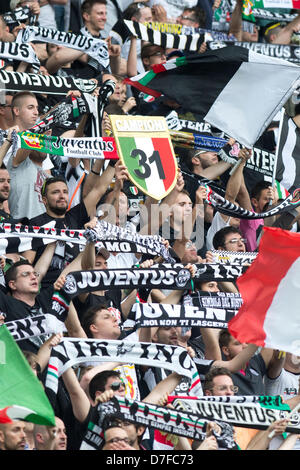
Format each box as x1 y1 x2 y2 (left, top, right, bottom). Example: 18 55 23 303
29 202 90 288
231 354 267 396
0 286 54 353
72 290 122 322
0 209 20 223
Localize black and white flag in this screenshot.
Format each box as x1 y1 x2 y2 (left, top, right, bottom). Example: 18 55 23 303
127 46 300 148
275 111 300 193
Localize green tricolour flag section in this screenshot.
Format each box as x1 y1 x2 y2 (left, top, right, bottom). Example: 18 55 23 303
0 325 55 426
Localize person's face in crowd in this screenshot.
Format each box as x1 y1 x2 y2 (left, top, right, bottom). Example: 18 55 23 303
221 232 246 252
0 421 27 450
109 80 122 104
9 264 40 295
89 308 121 339
221 336 247 360
117 421 144 448
0 169 10 203
84 3 107 32
251 188 272 213
177 9 200 27
102 427 130 450
199 281 219 292
53 417 67 451
154 326 179 345
171 192 193 227
42 182 69 216
182 240 199 263
13 96 39 130
143 46 166 69
95 254 108 269
205 375 237 396
136 6 153 23
198 151 219 168
242 25 259 43
0 94 14 128
118 83 127 106
103 376 126 397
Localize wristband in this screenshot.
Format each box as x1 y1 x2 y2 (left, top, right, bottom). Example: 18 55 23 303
108 159 117 167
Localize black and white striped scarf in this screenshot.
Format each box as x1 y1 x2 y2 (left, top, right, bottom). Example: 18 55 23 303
111 19 205 51
206 186 300 219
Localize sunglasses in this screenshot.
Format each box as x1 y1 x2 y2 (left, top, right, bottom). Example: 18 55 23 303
110 381 125 391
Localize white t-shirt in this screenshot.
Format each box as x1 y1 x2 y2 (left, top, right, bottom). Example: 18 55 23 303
265 368 300 450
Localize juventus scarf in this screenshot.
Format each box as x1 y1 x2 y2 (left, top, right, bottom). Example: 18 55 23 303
0 223 85 255
183 291 243 310
3 6 33 25
206 186 300 219
45 337 198 396
0 70 98 95
0 222 177 257
16 131 118 160
210 250 257 265
59 264 247 301
169 395 300 433
129 302 237 329
16 26 110 70
29 93 94 134
80 396 237 450
5 314 66 342
111 19 205 51
0 41 40 69
208 40 300 64
170 130 227 152
84 220 176 263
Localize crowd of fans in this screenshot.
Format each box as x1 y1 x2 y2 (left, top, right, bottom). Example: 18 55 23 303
0 0 300 452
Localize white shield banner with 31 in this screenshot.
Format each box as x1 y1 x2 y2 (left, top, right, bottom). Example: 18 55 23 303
109 115 177 200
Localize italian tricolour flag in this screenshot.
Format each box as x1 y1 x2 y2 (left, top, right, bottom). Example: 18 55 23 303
229 227 300 354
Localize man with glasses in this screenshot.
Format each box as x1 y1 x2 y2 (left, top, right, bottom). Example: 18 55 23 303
212 226 247 253
0 259 58 353
177 6 206 28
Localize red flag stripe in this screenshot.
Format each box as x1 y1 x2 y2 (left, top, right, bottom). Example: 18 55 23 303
151 137 176 192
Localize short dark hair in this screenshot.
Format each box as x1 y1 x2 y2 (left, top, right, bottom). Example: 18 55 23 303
122 2 149 20
203 366 233 393
81 0 106 16
212 226 242 250
182 7 206 28
89 370 121 399
41 176 67 197
218 329 232 349
250 180 271 200
5 259 33 291
81 303 109 338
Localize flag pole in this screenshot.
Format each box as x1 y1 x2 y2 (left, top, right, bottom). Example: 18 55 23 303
270 107 285 205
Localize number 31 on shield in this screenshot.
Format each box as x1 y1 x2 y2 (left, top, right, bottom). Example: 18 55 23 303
130 148 166 180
